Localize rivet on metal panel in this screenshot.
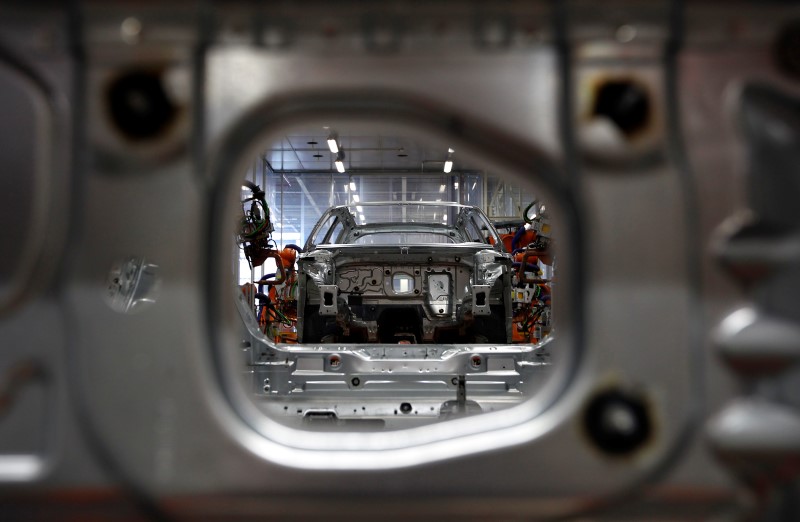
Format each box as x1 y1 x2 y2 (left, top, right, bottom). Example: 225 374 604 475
474 14 513 49
120 17 142 45
261 22 293 49
470 355 482 369
362 15 404 53
614 24 637 44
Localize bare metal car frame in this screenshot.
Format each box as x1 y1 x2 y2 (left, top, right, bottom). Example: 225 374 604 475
298 202 513 344
238 202 552 428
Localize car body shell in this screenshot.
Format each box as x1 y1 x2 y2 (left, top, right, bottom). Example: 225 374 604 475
297 202 513 343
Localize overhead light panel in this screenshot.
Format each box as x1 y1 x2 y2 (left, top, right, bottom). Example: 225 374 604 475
443 147 454 173
352 194 360 203
327 134 339 153
439 184 446 193
454 182 459 189
350 181 357 191
335 150 346 173
356 205 363 212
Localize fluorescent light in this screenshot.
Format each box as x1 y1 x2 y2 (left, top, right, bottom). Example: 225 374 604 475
352 194 360 203
454 182 459 189
439 184 446 193
359 214 365 222
335 160 345 173
448 148 454 153
327 139 339 153
443 160 453 173
356 205 363 212
471 181 477 190
443 215 447 221
349 181 356 191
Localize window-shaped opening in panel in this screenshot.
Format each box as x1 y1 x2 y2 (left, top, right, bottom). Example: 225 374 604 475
211 109 576 465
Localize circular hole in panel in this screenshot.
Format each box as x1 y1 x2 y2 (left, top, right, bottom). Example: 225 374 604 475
107 70 178 141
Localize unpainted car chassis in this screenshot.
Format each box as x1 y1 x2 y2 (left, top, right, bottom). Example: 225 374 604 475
238 292 552 429
297 202 514 345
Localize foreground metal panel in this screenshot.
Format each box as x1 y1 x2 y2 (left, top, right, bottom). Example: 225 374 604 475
0 1 798 520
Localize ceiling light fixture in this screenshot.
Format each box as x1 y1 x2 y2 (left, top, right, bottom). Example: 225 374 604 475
356 205 363 212
327 134 339 153
443 147 454 173
350 181 357 191
335 150 346 173
439 184 446 193
353 194 360 203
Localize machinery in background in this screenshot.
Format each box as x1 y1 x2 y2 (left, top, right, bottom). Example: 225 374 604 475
494 201 553 345
256 246 300 343
238 181 274 267
238 181 300 343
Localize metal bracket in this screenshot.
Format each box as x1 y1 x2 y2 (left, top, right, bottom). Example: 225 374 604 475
319 285 338 316
471 284 491 316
